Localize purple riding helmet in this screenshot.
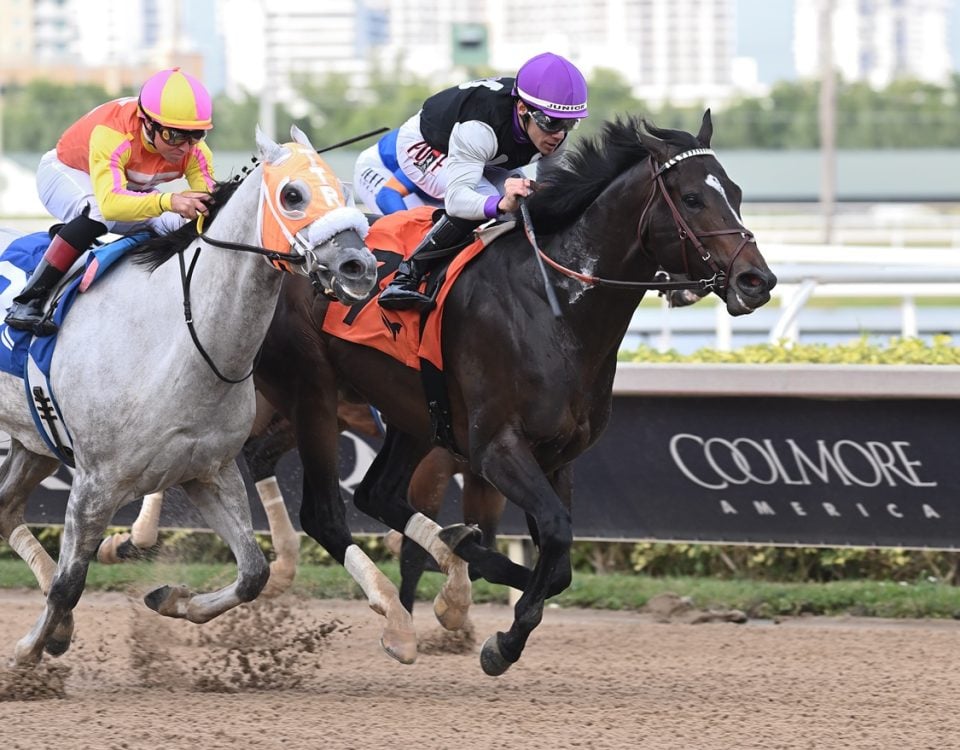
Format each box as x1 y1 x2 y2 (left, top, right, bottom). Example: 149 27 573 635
513 52 589 133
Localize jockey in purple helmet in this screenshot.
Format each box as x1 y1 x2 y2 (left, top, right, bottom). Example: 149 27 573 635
377 52 589 311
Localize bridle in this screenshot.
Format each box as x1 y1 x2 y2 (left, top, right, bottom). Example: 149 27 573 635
172 210 311 383
176 130 384 383
527 147 755 296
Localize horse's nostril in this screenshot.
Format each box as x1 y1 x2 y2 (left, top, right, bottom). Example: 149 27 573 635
736 271 773 294
340 259 366 278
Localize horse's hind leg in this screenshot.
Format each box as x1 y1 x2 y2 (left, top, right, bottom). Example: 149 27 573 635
0 439 61 594
143 463 268 623
13 474 119 666
0 442 74 656
353 430 472 631
255 476 299 597
396 447 454 613
241 414 300 598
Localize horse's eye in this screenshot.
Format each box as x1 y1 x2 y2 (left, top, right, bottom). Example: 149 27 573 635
682 193 703 209
281 184 304 209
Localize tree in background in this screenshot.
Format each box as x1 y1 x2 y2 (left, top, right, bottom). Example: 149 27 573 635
5 70 960 153
2 80 127 151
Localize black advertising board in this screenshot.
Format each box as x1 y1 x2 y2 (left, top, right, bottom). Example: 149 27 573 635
17 395 960 549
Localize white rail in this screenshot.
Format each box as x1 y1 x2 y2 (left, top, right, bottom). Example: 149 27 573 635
635 243 960 352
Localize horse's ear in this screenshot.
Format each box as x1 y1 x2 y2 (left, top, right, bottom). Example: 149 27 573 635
697 109 713 148
638 123 671 164
255 124 287 165
290 124 316 151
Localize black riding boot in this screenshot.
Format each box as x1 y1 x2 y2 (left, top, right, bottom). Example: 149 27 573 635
378 214 475 311
5 214 104 336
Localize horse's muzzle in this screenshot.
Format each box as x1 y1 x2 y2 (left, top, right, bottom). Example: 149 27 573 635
307 230 378 304
725 265 777 316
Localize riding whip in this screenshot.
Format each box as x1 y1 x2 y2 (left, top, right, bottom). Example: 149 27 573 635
518 196 562 318
316 127 389 154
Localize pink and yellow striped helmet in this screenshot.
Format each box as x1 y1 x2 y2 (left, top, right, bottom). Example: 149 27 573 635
138 67 213 130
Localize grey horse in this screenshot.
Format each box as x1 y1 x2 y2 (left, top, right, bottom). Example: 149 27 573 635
0 126 378 666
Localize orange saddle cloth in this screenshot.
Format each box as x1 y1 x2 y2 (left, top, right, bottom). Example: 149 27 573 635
320 207 487 371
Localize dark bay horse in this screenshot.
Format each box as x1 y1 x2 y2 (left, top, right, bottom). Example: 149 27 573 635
254 111 777 674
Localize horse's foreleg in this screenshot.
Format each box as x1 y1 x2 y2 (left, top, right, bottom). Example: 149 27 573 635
343 544 418 664
256 476 300 598
97 490 164 563
396 448 453 613
143 466 268 623
300 470 416 664
131 490 163 547
472 445 574 677
355 431 473 631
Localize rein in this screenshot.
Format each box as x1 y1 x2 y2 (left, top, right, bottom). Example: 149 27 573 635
177 215 302 383
525 148 754 296
178 246 261 383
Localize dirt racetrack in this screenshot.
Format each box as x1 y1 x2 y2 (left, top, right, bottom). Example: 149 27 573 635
0 588 959 749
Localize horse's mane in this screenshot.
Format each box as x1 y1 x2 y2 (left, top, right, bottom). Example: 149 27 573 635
527 115 700 234
129 175 247 271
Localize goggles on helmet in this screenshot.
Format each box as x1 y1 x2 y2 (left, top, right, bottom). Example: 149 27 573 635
528 109 581 134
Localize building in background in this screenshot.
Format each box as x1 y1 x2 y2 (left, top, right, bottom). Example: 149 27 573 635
794 0 952 87
1 0 956 110
219 0 389 103
0 0 215 93
494 0 737 106
375 0 737 106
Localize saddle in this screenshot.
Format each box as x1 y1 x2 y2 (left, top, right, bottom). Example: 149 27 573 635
321 209 517 454
0 231 151 464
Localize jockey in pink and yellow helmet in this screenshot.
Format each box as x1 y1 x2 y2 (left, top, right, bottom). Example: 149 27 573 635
4 67 216 336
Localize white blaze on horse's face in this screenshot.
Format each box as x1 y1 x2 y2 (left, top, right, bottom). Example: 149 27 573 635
705 174 742 221
256 134 369 275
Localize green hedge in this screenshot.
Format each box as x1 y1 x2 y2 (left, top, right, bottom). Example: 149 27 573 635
5 336 960 584
618 334 960 364
5 526 960 585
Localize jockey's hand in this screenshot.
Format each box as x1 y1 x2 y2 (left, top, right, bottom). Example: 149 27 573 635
497 177 533 214
171 191 212 220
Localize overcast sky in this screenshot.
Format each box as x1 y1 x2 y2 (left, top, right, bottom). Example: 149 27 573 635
736 0 960 84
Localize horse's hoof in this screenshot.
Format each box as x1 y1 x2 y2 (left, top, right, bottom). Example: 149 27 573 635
260 561 295 599
380 628 418 665
479 633 513 677
96 533 130 564
43 613 74 657
437 524 482 554
433 589 469 631
43 636 71 657
114 538 143 561
144 584 191 618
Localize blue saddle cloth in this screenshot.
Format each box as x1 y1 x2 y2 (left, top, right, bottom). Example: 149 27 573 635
0 231 151 465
